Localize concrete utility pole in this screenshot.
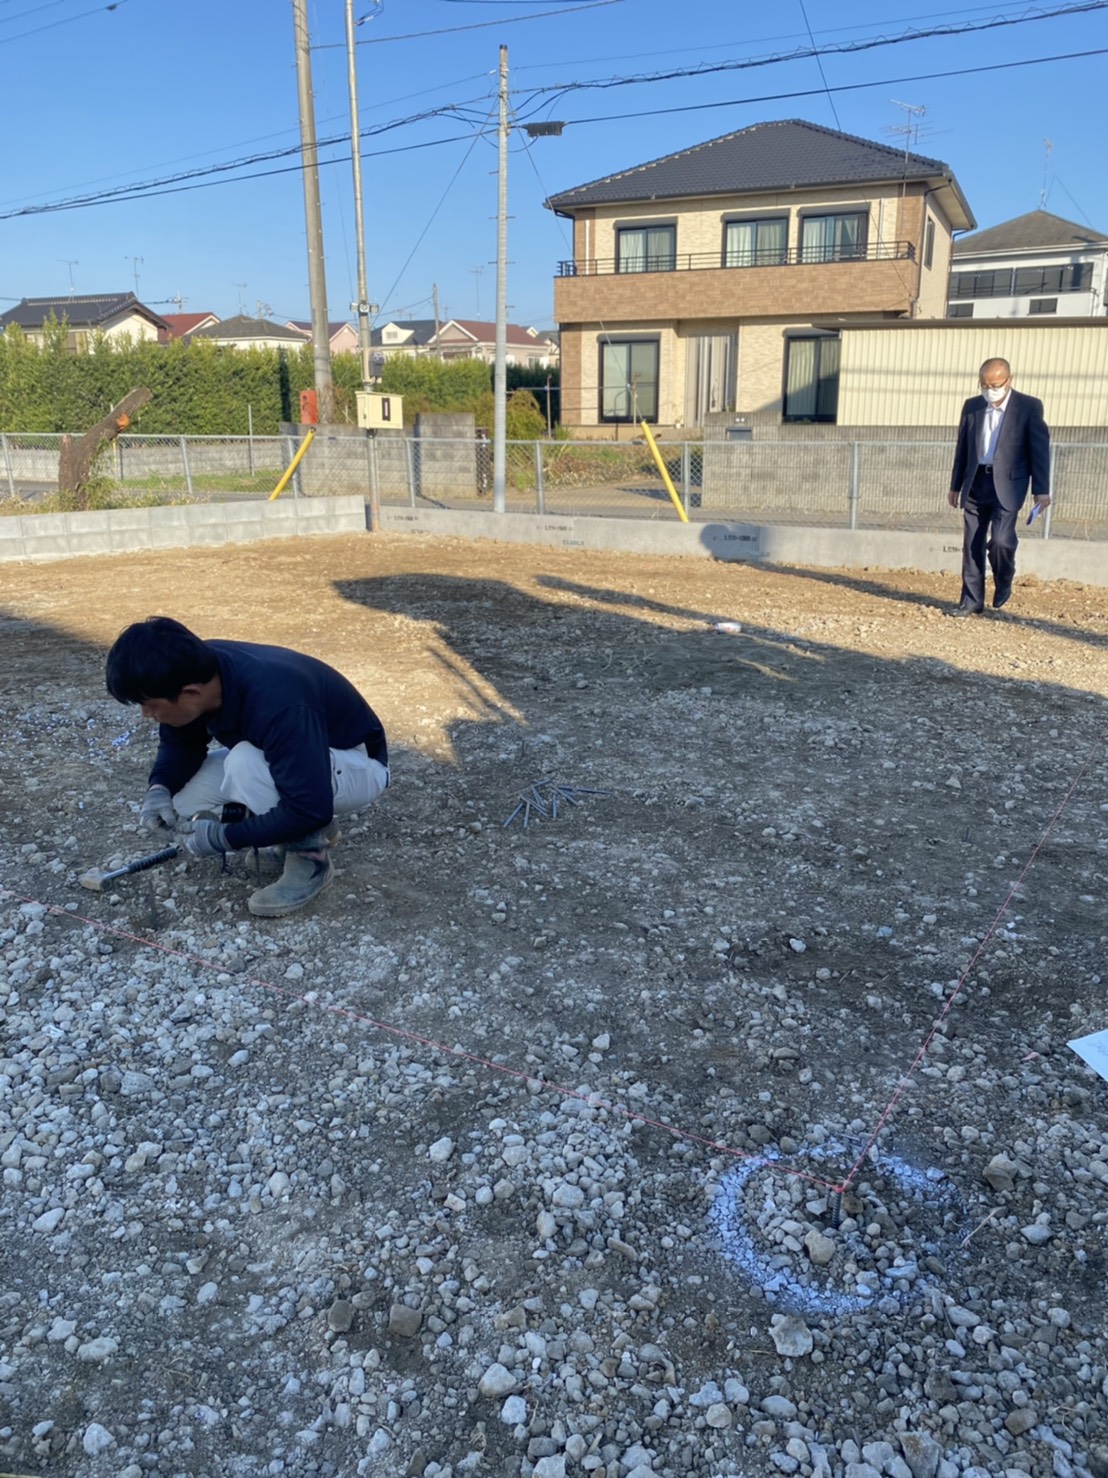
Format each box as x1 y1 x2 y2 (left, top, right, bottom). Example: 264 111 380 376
345 0 374 391
292 0 334 421
493 43 509 515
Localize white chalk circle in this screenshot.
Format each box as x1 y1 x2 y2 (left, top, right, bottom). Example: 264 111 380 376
710 1139 963 1316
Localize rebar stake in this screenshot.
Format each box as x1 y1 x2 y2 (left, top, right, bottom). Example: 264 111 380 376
829 1190 844 1229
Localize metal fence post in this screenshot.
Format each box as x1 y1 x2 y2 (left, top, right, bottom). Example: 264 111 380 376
1 433 15 500
849 442 860 530
180 437 194 499
116 439 124 482
681 442 691 517
366 433 381 532
1043 443 1056 541
405 437 417 508
534 441 545 515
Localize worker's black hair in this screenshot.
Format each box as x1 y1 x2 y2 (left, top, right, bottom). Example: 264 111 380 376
105 616 218 704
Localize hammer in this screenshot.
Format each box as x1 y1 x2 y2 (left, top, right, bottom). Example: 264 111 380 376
78 844 180 892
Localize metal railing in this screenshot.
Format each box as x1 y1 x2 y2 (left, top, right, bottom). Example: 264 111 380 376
3 430 1106 542
557 241 916 276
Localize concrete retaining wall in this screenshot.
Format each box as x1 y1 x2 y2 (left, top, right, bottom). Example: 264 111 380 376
377 504 1108 588
0 495 367 564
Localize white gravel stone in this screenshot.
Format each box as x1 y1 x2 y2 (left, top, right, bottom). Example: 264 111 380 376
477 1361 518 1397
81 1422 114 1455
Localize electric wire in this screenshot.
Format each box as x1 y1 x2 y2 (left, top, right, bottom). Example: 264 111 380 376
515 0 1108 97
313 0 622 46
0 0 122 45
796 0 843 132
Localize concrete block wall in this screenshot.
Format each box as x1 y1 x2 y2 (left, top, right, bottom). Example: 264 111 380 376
0 495 367 564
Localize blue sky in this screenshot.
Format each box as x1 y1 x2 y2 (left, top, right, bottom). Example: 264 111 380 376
1 0 1106 331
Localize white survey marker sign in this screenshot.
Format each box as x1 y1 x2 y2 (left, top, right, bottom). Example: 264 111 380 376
1067 1028 1108 1084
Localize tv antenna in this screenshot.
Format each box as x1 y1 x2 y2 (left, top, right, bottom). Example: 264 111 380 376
125 255 143 296
1040 139 1053 209
889 100 926 194
60 259 79 295
234 283 247 315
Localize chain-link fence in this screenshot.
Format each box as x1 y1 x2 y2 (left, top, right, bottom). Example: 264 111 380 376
3 429 1106 539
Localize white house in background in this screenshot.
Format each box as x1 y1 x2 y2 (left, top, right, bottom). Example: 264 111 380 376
949 210 1108 320
188 315 309 351
0 292 168 347
367 318 559 372
286 319 359 354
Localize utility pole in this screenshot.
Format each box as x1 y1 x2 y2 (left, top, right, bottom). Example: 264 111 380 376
493 43 509 514
345 0 374 391
432 282 442 359
292 0 334 422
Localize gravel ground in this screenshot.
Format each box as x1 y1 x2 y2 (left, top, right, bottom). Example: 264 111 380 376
0 532 1106 1478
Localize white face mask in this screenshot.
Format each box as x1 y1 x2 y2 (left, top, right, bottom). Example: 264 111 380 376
982 384 1008 405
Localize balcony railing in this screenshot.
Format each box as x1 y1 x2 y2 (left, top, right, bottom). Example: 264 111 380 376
557 241 916 277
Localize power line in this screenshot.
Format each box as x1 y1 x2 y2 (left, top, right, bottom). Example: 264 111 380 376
314 0 622 46
795 0 841 132
0 0 123 46
515 0 1108 97
528 44 1108 131
4 37 1106 221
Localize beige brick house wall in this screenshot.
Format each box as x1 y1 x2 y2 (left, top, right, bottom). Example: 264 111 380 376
555 182 961 428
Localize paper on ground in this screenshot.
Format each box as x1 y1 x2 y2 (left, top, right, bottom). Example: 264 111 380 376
1067 1028 1108 1084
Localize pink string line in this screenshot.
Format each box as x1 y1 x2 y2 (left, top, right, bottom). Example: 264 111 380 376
836 743 1101 1195
3 749 1096 1201
3 889 839 1190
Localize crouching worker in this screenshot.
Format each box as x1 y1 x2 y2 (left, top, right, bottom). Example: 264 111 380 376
106 616 389 918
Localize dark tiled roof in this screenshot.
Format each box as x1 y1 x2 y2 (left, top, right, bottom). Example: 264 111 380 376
287 320 356 337
370 320 438 347
189 315 306 343
0 292 168 330
953 209 1108 255
546 118 959 210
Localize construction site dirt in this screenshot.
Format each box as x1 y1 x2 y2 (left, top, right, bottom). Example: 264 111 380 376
1 531 1106 1478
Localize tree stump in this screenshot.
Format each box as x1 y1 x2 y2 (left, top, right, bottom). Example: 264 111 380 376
58 387 153 510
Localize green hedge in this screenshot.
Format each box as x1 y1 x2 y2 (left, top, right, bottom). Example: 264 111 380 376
0 322 560 435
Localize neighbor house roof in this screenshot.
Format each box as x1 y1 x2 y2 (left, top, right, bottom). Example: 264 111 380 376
0 292 169 331
160 312 220 340
952 209 1108 256
439 319 555 348
545 118 974 230
189 314 307 343
287 319 355 338
370 320 438 348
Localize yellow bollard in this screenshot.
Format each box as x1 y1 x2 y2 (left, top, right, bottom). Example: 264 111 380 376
269 428 315 500
638 420 688 523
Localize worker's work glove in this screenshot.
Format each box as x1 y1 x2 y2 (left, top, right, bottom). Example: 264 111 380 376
139 784 177 833
179 818 231 859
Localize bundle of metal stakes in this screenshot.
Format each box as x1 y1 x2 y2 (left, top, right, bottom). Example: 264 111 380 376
502 779 610 829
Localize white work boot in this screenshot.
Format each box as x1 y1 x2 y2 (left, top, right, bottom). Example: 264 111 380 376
248 832 334 917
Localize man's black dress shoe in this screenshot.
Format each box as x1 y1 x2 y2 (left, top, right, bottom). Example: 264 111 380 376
993 586 1012 610
951 602 983 616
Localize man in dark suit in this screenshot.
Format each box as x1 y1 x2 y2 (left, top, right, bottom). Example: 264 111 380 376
947 357 1051 615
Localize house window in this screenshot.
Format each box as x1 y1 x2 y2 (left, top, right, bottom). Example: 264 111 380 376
1013 264 1091 296
800 211 868 263
784 334 840 422
723 216 787 267
949 270 1012 299
1028 298 1058 315
616 224 675 273
924 218 935 270
599 339 659 422
948 303 974 318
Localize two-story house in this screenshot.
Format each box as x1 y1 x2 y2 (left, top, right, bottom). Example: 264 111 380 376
948 209 1108 320
545 119 974 429
0 292 169 348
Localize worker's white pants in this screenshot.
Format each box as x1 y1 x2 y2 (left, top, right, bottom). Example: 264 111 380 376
170 741 388 829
